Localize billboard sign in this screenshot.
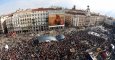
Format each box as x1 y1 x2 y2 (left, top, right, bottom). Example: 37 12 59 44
49 14 64 27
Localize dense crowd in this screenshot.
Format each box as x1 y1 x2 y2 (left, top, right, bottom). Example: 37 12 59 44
0 31 113 60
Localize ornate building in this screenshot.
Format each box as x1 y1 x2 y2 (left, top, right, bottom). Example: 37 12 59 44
65 6 106 29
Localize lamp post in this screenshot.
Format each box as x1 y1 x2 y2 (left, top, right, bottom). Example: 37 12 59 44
32 19 35 33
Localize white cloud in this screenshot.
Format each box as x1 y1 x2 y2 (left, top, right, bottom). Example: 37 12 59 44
0 0 115 17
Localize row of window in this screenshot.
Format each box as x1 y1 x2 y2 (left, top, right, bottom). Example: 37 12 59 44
13 25 47 30
12 19 47 24
12 22 47 27
14 13 48 18
12 16 47 22
32 11 48 13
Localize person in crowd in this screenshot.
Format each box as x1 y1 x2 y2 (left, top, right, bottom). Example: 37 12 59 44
0 31 112 60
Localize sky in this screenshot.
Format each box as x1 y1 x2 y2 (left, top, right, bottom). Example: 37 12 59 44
0 0 115 17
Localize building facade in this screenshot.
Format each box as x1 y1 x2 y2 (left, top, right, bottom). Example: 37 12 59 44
65 6 106 29
6 8 65 34
0 15 10 33
65 11 86 28
1 6 109 34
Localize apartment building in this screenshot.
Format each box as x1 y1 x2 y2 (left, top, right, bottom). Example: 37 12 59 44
6 7 64 34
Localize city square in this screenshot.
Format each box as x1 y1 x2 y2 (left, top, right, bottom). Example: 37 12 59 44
0 0 115 60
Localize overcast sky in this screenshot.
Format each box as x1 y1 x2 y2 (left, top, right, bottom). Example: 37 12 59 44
0 0 115 17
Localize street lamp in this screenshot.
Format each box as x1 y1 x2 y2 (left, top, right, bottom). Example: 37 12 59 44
32 19 35 33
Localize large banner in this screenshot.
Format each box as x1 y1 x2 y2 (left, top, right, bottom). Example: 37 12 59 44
49 14 64 27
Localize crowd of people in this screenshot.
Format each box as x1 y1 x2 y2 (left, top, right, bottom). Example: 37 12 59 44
0 31 114 60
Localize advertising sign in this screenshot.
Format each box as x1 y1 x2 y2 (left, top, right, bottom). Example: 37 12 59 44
49 14 64 27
